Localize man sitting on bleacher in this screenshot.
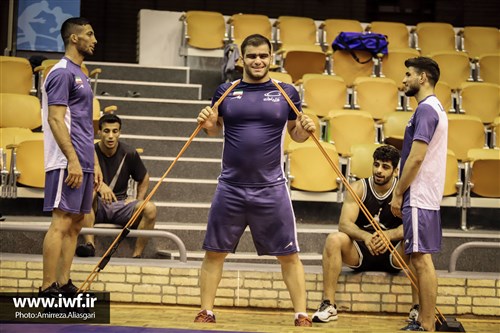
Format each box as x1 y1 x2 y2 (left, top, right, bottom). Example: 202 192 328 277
76 114 157 258
312 145 419 323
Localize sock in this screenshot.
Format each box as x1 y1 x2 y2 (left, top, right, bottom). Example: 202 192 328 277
206 310 214 316
295 312 308 319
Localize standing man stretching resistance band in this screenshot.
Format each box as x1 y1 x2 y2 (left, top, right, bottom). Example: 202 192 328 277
194 34 316 327
391 57 447 332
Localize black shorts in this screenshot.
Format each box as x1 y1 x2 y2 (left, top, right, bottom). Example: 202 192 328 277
347 240 402 274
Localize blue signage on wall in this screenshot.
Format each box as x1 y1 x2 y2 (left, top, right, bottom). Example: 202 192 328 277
17 0 81 52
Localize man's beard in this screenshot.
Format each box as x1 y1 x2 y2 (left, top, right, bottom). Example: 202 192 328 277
404 84 419 97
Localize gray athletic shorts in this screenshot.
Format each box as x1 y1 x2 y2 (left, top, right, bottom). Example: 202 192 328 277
95 198 140 228
203 181 300 256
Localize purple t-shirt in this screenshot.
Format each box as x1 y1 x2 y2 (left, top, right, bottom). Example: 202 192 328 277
42 57 94 172
213 79 300 187
400 95 448 209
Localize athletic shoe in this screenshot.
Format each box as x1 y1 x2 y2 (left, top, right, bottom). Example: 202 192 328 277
60 279 79 295
406 304 419 322
194 310 216 323
401 320 425 331
294 314 312 327
312 300 338 323
38 282 61 296
75 242 95 257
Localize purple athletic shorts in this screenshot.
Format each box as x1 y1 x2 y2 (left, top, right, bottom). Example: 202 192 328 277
402 206 442 255
95 198 140 228
43 169 94 214
203 181 300 256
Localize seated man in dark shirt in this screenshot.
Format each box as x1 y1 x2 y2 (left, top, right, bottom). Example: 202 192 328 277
76 114 157 258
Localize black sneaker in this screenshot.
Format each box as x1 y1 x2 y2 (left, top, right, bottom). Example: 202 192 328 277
401 320 426 331
75 242 95 257
38 282 61 296
406 304 420 322
60 279 79 295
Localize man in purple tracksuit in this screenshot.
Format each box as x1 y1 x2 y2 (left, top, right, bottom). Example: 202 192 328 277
391 57 447 332
40 17 102 295
194 34 316 327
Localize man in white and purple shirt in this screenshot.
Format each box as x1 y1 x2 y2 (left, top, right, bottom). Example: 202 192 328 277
391 57 447 332
40 17 102 296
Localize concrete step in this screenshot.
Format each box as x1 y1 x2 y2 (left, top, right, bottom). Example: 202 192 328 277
96 79 201 100
121 135 223 159
85 62 190 84
97 96 209 118
149 180 216 203
120 116 199 137
142 157 221 179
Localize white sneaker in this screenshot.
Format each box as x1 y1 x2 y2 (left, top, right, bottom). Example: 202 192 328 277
406 304 419 322
312 300 338 323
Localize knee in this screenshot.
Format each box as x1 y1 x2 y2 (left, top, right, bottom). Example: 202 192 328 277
205 251 227 263
324 232 345 255
142 202 157 222
277 252 300 266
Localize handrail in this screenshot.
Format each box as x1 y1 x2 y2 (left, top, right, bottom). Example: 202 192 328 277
448 241 500 272
0 224 187 263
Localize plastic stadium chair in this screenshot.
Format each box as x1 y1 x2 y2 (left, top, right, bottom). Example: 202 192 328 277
459 26 499 59
347 143 383 181
283 112 321 153
368 21 411 50
353 77 400 120
465 148 500 198
458 82 500 124
0 93 41 130
8 139 45 188
228 13 272 47
331 50 374 87
269 71 293 84
477 53 500 85
300 74 348 117
381 111 413 150
414 22 457 56
274 16 327 82
327 110 377 157
319 19 363 52
448 114 486 161
287 140 340 192
379 48 420 88
0 56 35 95
430 51 473 90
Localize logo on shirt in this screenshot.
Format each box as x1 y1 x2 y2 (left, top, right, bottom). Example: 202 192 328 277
231 90 243 100
75 76 83 85
263 90 281 103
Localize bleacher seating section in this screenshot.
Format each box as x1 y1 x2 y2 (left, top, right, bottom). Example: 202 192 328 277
1 12 499 233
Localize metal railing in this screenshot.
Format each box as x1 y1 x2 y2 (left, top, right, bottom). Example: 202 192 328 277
0 224 187 263
448 241 500 272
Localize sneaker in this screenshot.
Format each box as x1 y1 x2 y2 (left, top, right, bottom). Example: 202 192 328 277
401 320 425 331
294 314 312 327
60 279 79 295
407 304 419 322
38 282 60 296
194 310 216 323
312 300 338 323
76 242 95 257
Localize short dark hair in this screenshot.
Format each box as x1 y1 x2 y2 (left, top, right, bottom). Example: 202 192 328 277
240 34 272 56
61 17 91 47
404 56 440 87
99 113 121 130
373 145 400 169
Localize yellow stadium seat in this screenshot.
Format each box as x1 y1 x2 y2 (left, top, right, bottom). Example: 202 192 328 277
301 74 348 117
459 82 500 124
466 148 500 198
478 53 500 85
319 19 363 52
0 93 41 130
460 26 499 59
353 77 400 120
448 114 486 161
228 13 272 47
381 111 413 150
414 22 457 56
430 51 472 90
269 72 293 84
0 56 35 95
331 50 374 87
368 21 411 50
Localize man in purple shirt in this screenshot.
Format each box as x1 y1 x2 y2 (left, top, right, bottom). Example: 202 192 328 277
391 57 447 332
40 17 102 295
194 34 316 327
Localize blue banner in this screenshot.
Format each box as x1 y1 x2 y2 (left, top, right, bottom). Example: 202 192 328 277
17 0 81 52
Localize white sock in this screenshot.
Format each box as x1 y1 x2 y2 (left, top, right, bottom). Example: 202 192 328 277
206 310 214 316
295 312 308 319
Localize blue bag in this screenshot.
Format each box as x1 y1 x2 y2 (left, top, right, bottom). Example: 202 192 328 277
332 32 389 64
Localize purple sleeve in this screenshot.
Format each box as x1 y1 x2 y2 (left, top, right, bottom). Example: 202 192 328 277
281 82 300 120
210 82 232 116
413 104 439 144
45 69 73 107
